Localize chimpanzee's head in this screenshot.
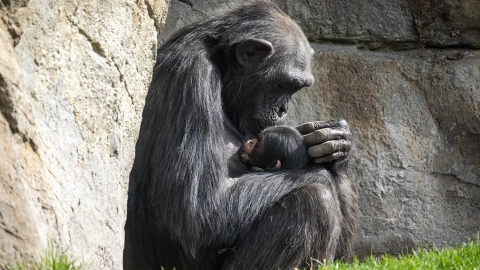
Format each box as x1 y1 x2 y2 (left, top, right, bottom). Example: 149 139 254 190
213 2 314 138
238 125 308 171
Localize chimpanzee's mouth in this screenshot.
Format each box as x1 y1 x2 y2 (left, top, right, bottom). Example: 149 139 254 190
252 96 291 134
268 97 290 124
274 99 289 119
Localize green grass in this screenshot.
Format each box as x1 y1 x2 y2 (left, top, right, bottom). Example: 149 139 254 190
315 237 480 270
4 238 479 270
4 242 84 270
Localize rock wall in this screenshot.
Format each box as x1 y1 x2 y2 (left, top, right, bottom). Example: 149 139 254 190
1 0 478 268
159 0 479 257
289 44 480 256
0 0 168 268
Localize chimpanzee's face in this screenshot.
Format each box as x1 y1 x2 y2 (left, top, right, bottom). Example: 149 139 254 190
222 27 314 138
238 133 267 168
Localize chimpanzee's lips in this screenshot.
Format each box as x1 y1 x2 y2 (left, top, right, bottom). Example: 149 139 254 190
256 98 290 131
271 96 290 118
275 99 289 119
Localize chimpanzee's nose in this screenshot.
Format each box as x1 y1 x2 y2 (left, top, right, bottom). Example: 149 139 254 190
279 72 315 93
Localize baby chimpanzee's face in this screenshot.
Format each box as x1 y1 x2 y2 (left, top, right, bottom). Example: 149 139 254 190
238 125 307 171
238 133 268 168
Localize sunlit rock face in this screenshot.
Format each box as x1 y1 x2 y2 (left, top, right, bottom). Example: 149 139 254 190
0 0 168 268
1 0 478 268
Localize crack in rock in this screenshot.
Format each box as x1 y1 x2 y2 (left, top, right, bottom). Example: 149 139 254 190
67 14 107 58
113 62 134 106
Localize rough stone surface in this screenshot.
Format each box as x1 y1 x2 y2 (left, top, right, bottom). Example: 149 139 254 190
159 0 480 50
288 45 480 256
0 0 168 268
276 0 480 49
1 0 479 268
158 0 480 258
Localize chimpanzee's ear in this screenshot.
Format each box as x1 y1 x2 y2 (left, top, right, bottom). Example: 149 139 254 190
236 39 274 66
266 160 281 172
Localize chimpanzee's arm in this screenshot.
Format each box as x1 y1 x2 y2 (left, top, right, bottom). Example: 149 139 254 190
296 119 358 258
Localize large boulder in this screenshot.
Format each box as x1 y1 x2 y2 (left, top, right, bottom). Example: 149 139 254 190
0 0 168 268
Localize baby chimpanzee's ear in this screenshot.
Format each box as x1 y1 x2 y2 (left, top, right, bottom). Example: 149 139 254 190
266 160 281 172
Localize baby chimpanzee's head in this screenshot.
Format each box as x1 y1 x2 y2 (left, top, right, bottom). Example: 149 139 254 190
238 125 308 171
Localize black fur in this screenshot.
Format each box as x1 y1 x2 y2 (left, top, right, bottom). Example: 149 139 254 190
124 2 358 270
263 125 308 169
246 125 308 170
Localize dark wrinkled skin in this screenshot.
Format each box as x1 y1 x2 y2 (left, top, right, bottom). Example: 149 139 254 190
298 119 353 165
124 2 358 270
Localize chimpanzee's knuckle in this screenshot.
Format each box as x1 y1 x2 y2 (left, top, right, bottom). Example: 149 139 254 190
339 140 351 151
326 140 335 152
338 119 349 128
307 122 315 131
315 129 324 137
333 129 346 139
346 141 352 150
335 141 344 151
337 127 349 138
327 140 337 152
313 121 322 130
321 129 331 139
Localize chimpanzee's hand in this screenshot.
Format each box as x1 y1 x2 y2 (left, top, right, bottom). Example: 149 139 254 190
296 119 352 168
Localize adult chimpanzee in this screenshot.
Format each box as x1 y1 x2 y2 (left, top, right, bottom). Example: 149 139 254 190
238 125 308 172
124 2 358 270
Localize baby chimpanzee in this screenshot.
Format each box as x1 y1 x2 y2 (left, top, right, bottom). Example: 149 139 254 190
238 125 308 172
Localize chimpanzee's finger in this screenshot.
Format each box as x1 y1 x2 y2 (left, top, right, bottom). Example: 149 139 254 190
295 119 340 134
307 140 352 158
304 128 350 146
312 151 349 164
